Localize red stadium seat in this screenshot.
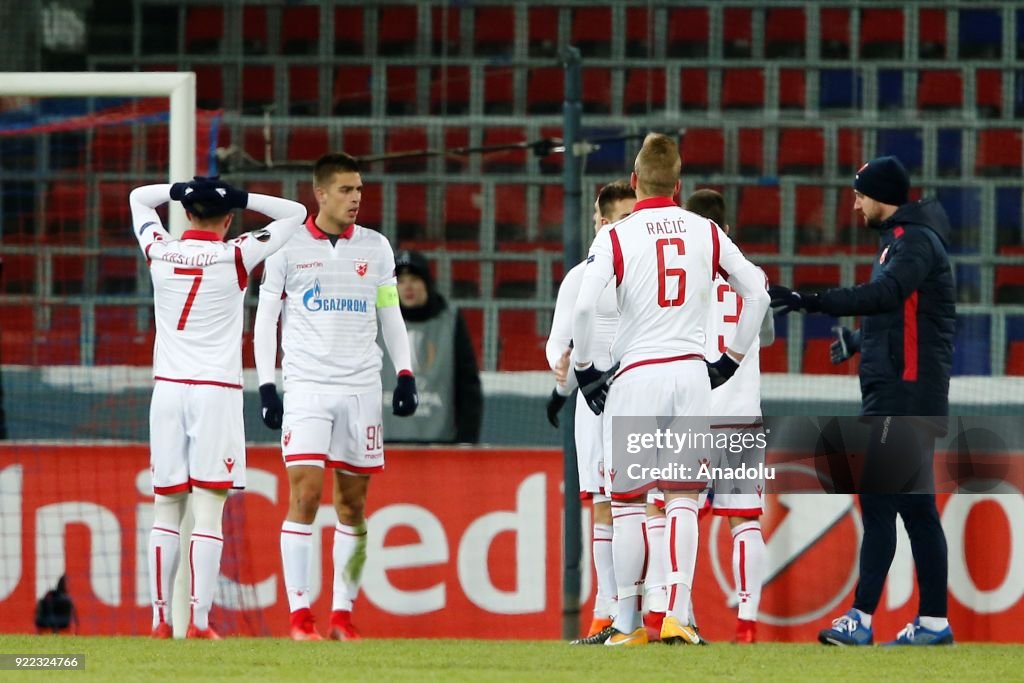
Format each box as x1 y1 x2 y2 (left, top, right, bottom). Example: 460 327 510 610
452 261 481 299
572 8 612 57
738 129 764 175
582 68 612 114
242 65 275 114
680 69 709 111
0 254 36 294
778 128 825 174
681 128 725 175
47 182 88 239
333 7 365 55
281 5 319 54
976 69 1003 117
51 255 84 295
287 127 329 164
736 185 780 251
795 186 826 244
431 6 460 55
494 185 529 243
538 126 563 175
624 68 666 114
820 8 850 58
395 183 428 240
92 126 134 172
484 67 515 115
482 127 528 173
837 128 864 173
499 333 548 370
98 181 134 246
529 7 559 57
242 6 268 55
625 7 651 57
766 8 806 58
527 68 563 115
194 64 223 110
378 6 418 56
430 65 470 115
860 8 904 58
996 264 1024 303
385 65 418 116
339 126 371 159
495 262 537 299
759 339 787 373
333 65 372 116
918 70 963 111
976 130 1023 177
443 128 470 172
185 6 224 53
444 184 482 241
474 7 515 56
793 264 840 292
919 8 946 59
98 254 138 294
722 69 764 110
779 69 806 110
803 339 856 375
667 8 709 57
0 304 36 364
723 7 753 58
385 128 428 173
144 123 169 172
288 65 320 116
357 183 382 229
1007 340 1024 376
460 308 484 359
538 185 564 241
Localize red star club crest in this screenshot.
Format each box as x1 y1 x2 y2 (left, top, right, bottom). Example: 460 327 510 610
283 430 292 447
355 260 368 277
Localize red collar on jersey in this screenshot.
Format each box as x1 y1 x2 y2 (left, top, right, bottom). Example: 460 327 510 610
633 197 679 211
181 229 223 241
306 215 354 240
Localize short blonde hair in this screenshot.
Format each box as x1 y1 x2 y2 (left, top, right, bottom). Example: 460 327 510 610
633 133 680 197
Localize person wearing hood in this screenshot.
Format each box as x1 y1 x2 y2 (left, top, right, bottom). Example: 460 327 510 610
769 156 956 647
381 250 483 443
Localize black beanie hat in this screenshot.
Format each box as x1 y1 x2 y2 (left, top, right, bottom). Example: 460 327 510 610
395 249 433 288
854 156 910 207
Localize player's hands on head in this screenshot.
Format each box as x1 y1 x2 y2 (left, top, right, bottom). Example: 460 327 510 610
392 373 418 417
546 390 568 428
574 362 619 416
830 326 861 364
706 353 739 389
768 285 821 315
171 176 249 211
259 383 283 430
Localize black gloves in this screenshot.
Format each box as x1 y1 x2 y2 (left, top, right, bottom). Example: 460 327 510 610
574 363 619 416
392 373 418 416
769 284 821 315
706 353 739 389
259 383 283 430
171 176 249 213
169 181 190 201
546 390 568 428
830 326 861 364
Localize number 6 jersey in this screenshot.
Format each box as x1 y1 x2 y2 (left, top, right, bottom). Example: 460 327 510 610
130 184 306 387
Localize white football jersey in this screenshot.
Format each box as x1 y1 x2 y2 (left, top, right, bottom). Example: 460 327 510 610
259 217 398 394
547 260 618 371
705 274 764 418
130 186 305 387
579 197 758 372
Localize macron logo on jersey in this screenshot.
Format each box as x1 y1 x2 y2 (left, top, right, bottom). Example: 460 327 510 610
302 278 368 313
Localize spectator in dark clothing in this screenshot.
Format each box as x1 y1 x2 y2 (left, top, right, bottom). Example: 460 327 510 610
381 250 483 443
35 575 78 634
770 156 956 646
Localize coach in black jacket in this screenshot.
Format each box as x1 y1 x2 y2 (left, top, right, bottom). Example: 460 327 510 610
770 156 956 646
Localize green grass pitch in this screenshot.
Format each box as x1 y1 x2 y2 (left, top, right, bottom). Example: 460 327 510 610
1 635 1022 681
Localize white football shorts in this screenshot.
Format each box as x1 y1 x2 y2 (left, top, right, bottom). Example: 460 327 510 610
281 390 385 474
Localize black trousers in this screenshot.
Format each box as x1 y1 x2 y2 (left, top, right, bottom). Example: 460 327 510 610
853 493 948 618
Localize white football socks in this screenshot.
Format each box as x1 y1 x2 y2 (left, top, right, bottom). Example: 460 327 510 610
592 522 617 619
732 520 765 622
189 488 227 631
281 521 314 612
664 497 700 625
332 522 367 612
610 502 647 634
643 514 667 614
149 493 186 628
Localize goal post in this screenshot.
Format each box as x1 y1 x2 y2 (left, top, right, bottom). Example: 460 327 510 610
0 71 195 235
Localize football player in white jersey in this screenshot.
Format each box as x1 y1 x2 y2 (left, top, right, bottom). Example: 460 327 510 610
572 134 770 646
546 180 636 644
254 153 416 641
687 189 774 644
131 177 307 640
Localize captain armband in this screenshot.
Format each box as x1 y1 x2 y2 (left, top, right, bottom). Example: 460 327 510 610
377 284 400 308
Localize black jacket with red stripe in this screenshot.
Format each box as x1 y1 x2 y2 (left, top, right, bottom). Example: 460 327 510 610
818 198 956 417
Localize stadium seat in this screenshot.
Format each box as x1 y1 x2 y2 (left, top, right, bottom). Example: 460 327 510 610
917 70 963 111
736 185 780 251
443 128 469 172
281 5 319 55
333 65 373 116
431 6 461 55
334 7 365 55
185 6 223 54
394 183 428 241
820 8 851 58
722 69 764 110
877 69 904 110
738 129 764 176
444 184 482 242
242 6 268 55
996 262 1024 304
356 183 382 230
47 182 88 239
952 315 991 375
499 333 548 371
142 123 169 173
98 181 134 246
625 7 651 57
680 69 709 111
482 127 528 173
919 8 947 59
1007 340 1024 376
765 8 806 58
538 126 563 175
341 126 372 158
494 185 529 243
793 264 840 293
624 68 666 114
959 8 1002 59
0 254 35 294
581 68 612 115
378 5 418 56
584 126 629 174
937 128 962 177
723 7 753 58
572 7 612 58
92 125 134 172
98 254 138 295
385 128 428 173
819 69 862 110
936 187 982 250
287 127 329 164
385 65 419 116
529 7 559 57
495 262 537 299
836 128 864 173
538 185 564 241
976 69 1003 117
860 8 904 58
876 128 922 174
779 69 806 110
241 65 275 115
680 128 724 175
430 65 470 115
527 68 563 115
976 130 1023 177
193 64 224 110
0 304 36 364
996 189 1022 248
795 186 826 244
667 8 709 58
759 338 787 373
778 128 825 174
474 7 515 56
483 67 515 115
48 131 86 171
452 261 481 299
288 65 320 116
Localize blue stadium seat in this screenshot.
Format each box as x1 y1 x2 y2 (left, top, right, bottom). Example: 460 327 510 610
952 315 991 376
875 129 922 173
583 127 627 174
937 129 962 176
996 187 1022 247
877 70 904 110
955 264 980 303
959 9 1002 59
935 187 982 252
819 69 862 110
